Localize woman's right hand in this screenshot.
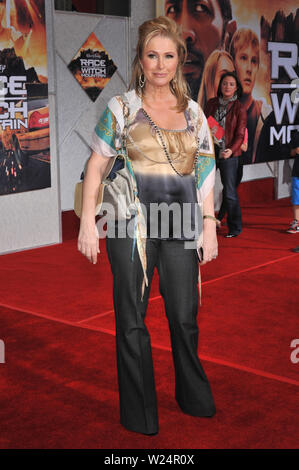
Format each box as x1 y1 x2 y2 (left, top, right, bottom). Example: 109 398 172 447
78 222 100 264
77 151 111 264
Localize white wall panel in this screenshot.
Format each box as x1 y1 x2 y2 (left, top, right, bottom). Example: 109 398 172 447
242 162 275 181
93 17 129 84
59 131 89 211
54 11 101 65
75 73 128 149
275 159 293 199
54 11 129 211
55 53 88 147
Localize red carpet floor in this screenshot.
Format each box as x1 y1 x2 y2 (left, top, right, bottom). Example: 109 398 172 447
0 198 299 449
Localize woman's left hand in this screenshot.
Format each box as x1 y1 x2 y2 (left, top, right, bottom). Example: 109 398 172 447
221 148 232 159
199 222 218 265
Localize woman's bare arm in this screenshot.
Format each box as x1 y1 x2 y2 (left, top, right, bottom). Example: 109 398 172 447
78 151 112 264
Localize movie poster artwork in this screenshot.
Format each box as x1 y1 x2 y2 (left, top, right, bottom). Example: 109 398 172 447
0 0 51 196
157 0 299 164
68 32 117 102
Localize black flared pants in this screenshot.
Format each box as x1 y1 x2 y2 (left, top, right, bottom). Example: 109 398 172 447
106 237 216 434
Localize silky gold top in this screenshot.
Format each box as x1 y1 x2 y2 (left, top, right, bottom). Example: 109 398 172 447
126 109 197 177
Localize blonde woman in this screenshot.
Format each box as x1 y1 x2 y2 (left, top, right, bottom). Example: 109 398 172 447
78 17 217 435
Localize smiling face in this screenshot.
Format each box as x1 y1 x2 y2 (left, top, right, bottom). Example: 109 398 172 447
234 44 259 96
140 35 179 89
220 75 237 99
165 0 224 98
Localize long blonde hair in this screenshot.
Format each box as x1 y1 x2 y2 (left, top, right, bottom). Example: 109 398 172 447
197 50 235 110
129 16 189 112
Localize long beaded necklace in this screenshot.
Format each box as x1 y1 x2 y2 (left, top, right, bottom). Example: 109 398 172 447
141 108 200 177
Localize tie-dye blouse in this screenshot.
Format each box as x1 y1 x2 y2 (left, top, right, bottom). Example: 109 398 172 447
90 90 215 241
90 90 215 293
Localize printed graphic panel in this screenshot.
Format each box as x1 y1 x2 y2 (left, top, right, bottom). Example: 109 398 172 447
156 1 299 164
0 0 51 196
68 32 117 102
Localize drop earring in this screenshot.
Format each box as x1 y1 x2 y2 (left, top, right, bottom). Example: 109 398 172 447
139 74 145 88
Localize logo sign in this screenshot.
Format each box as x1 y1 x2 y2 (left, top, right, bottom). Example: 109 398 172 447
68 32 117 102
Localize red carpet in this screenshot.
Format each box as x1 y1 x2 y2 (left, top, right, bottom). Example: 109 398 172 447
0 198 299 448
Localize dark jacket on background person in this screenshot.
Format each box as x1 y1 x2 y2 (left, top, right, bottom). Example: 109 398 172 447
205 97 247 157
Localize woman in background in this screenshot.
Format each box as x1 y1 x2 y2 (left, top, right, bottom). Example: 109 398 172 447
205 72 246 237
199 53 247 228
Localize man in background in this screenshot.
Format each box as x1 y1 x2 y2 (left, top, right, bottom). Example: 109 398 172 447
164 0 236 100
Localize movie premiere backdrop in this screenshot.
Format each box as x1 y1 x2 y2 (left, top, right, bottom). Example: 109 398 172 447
0 0 50 196
157 0 299 165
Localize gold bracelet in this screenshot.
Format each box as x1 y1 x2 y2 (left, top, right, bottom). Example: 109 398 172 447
203 215 217 223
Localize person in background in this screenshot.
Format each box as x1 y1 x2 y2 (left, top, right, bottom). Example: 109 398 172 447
78 16 217 436
164 0 236 99
287 128 299 234
198 50 247 228
205 72 246 237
